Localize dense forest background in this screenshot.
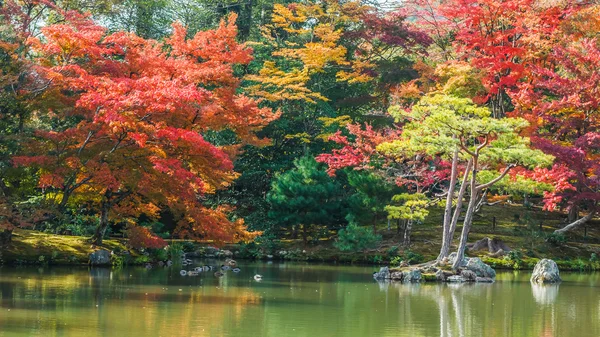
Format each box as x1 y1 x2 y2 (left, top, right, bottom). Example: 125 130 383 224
2 0 600 264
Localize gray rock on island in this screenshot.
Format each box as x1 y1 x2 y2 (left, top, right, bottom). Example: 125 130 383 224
373 267 390 280
531 258 561 283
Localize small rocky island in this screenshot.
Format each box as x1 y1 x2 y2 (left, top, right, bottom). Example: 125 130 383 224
374 252 497 283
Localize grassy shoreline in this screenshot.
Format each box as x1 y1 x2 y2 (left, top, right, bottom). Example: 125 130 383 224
2 204 600 271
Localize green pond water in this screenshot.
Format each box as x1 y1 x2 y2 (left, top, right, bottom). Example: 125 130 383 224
0 260 599 337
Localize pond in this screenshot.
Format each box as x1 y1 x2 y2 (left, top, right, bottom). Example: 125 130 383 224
0 260 598 337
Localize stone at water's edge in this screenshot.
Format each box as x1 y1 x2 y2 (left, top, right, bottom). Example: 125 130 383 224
435 269 447 281
460 269 477 281
447 275 466 282
465 257 496 279
373 267 390 280
475 277 494 283
390 272 404 281
531 259 561 283
402 269 422 283
89 249 111 266
447 253 496 280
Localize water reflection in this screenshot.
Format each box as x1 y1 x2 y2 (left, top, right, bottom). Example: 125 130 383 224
531 283 559 305
0 264 598 337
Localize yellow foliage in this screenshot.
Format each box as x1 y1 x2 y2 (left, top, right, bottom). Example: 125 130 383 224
245 0 374 103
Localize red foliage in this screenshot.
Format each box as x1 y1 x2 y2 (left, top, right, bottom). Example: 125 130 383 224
10 10 277 243
316 124 400 176
126 226 167 250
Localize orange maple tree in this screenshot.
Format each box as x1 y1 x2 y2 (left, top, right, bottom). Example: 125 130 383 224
13 11 278 244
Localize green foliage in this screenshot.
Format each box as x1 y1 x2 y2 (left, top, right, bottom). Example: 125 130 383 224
383 94 553 168
385 193 429 221
504 250 524 269
346 171 399 226
590 253 599 263
477 170 552 197
547 233 567 246
268 156 347 239
390 256 402 266
111 254 124 268
180 241 197 253
386 245 400 257
370 255 384 264
165 243 184 260
334 223 381 252
148 248 168 262
390 250 424 265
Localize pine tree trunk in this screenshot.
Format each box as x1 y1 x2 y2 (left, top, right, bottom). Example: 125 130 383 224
554 210 596 235
438 150 459 260
452 192 478 269
403 220 412 246
302 224 308 246
439 158 472 260
452 158 479 270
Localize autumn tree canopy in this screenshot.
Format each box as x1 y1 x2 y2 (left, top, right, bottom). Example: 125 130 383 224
11 9 277 244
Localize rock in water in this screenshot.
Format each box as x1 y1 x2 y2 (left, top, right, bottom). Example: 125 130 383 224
89 249 111 266
447 275 466 282
373 267 390 280
402 269 422 283
531 259 561 283
460 270 477 282
465 257 496 279
390 272 404 281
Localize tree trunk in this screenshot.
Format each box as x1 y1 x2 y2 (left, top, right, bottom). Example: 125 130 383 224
439 158 472 260
452 190 479 269
448 162 471 242
0 228 13 246
452 157 479 270
403 220 412 246
554 210 596 235
438 150 459 260
92 194 111 245
302 224 308 246
568 205 579 223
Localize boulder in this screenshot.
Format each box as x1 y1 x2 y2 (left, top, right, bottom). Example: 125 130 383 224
217 249 234 258
475 277 494 283
204 246 220 257
448 252 468 267
390 272 404 281
435 269 447 281
373 267 390 280
468 237 511 254
531 259 561 283
402 269 422 283
465 257 496 279
460 269 477 282
447 275 466 282
89 249 111 266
